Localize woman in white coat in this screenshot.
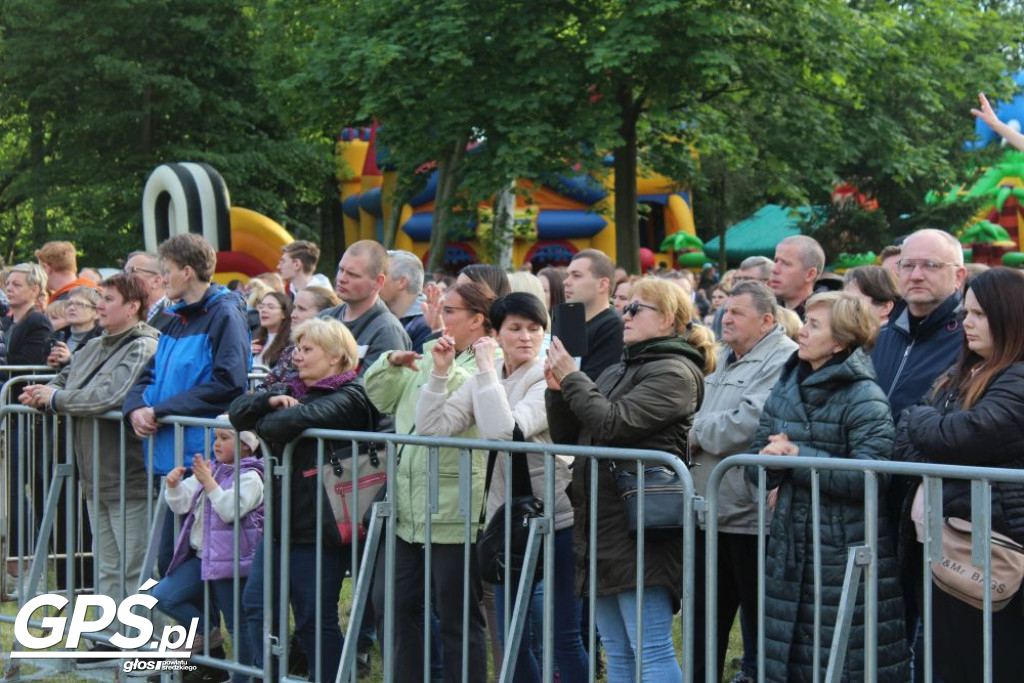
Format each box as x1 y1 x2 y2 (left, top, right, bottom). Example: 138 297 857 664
417 292 587 683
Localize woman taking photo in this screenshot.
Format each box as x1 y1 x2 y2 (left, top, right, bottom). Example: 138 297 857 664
230 317 379 683
19 273 158 653
257 286 339 391
251 291 292 368
750 292 907 682
894 267 1024 681
364 281 497 683
416 292 586 682
544 277 715 681
47 286 103 368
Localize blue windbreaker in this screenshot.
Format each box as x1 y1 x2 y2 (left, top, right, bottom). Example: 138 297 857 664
123 284 250 474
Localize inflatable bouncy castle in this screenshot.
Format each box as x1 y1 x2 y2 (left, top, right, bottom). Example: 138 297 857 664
141 163 293 284
336 127 699 270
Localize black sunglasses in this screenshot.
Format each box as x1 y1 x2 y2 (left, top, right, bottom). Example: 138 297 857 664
622 301 659 317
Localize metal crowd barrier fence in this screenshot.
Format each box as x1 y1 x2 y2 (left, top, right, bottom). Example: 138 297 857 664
705 455 1024 683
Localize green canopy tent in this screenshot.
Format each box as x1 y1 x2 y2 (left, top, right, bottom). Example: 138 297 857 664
704 205 820 265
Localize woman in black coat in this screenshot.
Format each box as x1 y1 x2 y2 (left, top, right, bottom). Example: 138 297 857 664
750 292 907 682
230 317 379 683
894 267 1024 682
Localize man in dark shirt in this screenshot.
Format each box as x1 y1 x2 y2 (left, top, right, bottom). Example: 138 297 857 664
563 249 623 381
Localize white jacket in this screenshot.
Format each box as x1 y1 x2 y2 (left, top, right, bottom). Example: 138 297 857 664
416 357 574 531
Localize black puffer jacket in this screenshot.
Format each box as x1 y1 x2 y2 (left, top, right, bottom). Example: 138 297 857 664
230 373 379 547
546 335 704 605
895 363 1024 545
748 349 908 682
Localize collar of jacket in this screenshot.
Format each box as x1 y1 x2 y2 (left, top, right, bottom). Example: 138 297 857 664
168 283 229 318
783 346 876 387
723 324 792 367
99 320 159 345
623 335 704 367
889 290 962 339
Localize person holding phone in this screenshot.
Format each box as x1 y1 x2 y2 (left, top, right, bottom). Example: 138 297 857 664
545 277 716 681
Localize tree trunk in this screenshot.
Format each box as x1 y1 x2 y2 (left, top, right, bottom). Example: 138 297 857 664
614 84 640 274
382 196 404 249
492 180 516 270
426 132 469 273
319 176 341 274
28 106 47 246
716 171 728 274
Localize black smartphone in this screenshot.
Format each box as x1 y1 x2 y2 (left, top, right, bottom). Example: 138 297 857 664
551 302 588 357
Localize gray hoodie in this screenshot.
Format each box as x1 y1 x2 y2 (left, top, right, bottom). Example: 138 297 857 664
689 325 797 534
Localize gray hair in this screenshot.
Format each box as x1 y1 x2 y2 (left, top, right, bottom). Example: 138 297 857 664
738 255 773 280
9 263 48 293
387 250 424 296
779 235 826 274
729 280 777 318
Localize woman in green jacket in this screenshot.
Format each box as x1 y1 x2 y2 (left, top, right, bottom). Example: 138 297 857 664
364 281 496 683
750 292 907 682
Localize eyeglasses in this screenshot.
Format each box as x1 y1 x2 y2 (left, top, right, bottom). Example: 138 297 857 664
896 259 958 274
65 300 97 309
442 306 472 315
125 265 161 277
622 301 659 317
734 275 769 283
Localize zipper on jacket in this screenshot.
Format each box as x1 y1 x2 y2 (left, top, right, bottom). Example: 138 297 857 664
885 339 915 400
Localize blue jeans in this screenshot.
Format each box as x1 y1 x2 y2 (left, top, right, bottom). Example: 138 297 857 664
494 528 588 683
152 555 252 682
594 586 681 683
243 539 345 683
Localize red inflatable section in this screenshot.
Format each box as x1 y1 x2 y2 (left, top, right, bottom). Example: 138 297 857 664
216 251 269 278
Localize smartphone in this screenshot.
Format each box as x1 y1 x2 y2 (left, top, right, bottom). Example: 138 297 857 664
551 302 588 357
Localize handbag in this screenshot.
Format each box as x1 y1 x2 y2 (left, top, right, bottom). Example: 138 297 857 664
319 404 385 545
912 484 1024 611
608 460 686 536
475 425 545 586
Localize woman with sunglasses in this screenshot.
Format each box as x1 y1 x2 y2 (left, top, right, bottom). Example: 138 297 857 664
545 277 716 681
894 267 1024 681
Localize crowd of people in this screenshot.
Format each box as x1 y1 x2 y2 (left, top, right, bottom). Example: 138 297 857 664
1 217 1022 683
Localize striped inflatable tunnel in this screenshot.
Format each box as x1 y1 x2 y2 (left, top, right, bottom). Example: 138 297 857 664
142 162 231 253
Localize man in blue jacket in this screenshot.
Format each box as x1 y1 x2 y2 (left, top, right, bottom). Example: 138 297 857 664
123 233 250 574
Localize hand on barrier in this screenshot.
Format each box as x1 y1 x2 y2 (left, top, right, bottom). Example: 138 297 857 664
545 337 578 383
761 432 799 457
166 466 187 489
18 384 54 409
431 335 457 375
128 406 159 437
388 350 421 371
268 395 299 410
471 337 497 373
423 282 444 333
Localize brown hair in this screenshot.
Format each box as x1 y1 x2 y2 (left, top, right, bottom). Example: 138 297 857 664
253 291 293 367
933 268 1024 410
448 281 497 333
158 234 217 282
805 291 880 352
843 266 900 306
459 264 511 297
35 241 78 273
537 267 566 308
101 273 149 320
282 240 321 274
630 277 717 374
572 249 615 285
347 240 389 279
298 285 340 312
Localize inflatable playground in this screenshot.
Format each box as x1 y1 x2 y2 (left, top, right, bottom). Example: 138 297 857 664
140 163 293 285
335 127 703 270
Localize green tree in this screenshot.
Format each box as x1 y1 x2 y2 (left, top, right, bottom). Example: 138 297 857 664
0 0 328 265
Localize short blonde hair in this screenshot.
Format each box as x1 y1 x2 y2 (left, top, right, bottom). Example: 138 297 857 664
9 263 48 294
805 291 879 352
291 318 359 374
507 272 550 328
68 286 101 307
246 278 273 309
774 306 801 342
630 277 717 374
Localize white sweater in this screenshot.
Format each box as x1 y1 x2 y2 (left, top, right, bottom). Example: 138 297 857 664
165 471 264 554
416 357 574 531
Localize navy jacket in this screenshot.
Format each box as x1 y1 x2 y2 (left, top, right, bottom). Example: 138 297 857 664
871 292 962 421
123 284 250 475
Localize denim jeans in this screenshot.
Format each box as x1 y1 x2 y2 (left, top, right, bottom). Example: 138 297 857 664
594 585 681 683
494 527 588 683
152 555 252 682
243 539 345 683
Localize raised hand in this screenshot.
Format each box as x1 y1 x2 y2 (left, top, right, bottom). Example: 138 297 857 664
388 351 422 371
431 335 457 376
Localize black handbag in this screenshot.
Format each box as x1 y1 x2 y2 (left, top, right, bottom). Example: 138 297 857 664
475 425 544 586
608 460 686 537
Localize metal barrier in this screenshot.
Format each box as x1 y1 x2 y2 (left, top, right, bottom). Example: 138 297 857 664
705 455 1024 683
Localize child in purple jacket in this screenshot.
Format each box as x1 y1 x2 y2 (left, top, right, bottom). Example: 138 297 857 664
153 419 264 681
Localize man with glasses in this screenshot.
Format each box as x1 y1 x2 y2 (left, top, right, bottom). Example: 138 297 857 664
124 251 173 331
